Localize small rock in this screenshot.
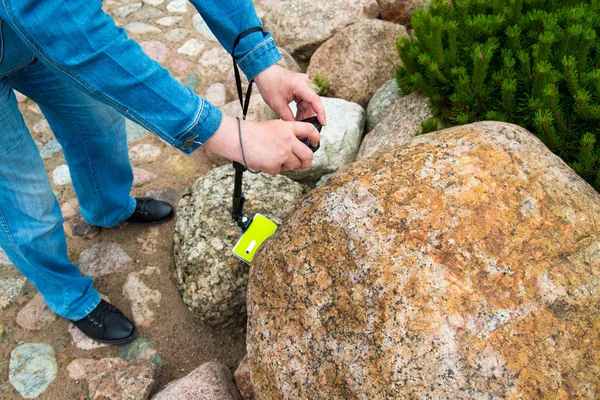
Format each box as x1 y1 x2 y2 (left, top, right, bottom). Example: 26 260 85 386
205 83 226 107
135 6 164 22
192 14 218 42
0 265 26 309
198 47 231 74
121 338 162 376
16 293 57 331
137 227 160 255
156 16 182 26
152 362 241 400
27 103 42 114
366 79 401 131
32 118 51 135
9 343 57 399
184 73 199 92
140 41 169 63
283 97 366 181
166 0 187 13
233 356 255 400
144 0 165 6
40 139 62 159
67 358 155 400
124 22 162 34
166 155 196 177
126 119 149 143
379 0 432 26
170 59 192 76
178 39 205 57
14 90 27 102
123 268 161 328
129 144 161 160
113 2 142 18
165 28 190 42
68 323 108 350
133 168 157 187
62 204 101 240
52 165 72 185
79 243 131 277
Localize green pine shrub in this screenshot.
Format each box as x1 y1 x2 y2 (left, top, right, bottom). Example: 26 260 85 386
312 73 331 96
396 0 600 190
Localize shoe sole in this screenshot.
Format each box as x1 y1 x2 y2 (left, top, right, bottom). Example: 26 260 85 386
79 326 138 345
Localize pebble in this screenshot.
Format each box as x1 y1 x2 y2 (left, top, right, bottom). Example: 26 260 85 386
205 83 226 106
234 356 256 400
0 265 26 309
79 242 132 277
68 323 108 350
140 40 169 63
16 292 57 331
133 167 157 187
170 59 192 76
192 14 218 42
63 210 101 239
124 22 162 34
177 38 205 57
14 90 27 102
126 119 149 143
184 73 199 92
129 143 161 160
144 0 165 5
9 343 57 399
122 268 161 327
198 47 231 73
121 338 162 376
67 358 155 399
113 2 142 18
166 155 196 177
52 165 72 185
156 15 182 26
0 247 11 265
135 6 164 22
32 119 51 135
40 139 62 159
166 0 187 13
165 28 190 42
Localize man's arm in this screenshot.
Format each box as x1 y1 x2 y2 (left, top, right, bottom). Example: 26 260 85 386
0 0 220 154
190 0 281 80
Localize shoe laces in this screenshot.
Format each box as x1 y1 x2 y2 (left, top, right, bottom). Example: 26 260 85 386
134 199 151 216
87 301 117 328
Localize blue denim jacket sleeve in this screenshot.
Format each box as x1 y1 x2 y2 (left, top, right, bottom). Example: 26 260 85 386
0 0 280 155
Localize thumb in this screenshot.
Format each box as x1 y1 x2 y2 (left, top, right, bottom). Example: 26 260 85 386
273 101 295 122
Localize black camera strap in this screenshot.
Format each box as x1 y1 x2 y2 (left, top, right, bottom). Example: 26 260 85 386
232 26 264 120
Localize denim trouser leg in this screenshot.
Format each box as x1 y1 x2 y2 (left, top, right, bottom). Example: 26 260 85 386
0 78 100 320
8 61 137 228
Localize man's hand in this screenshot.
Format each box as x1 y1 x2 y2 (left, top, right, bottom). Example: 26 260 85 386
254 65 327 125
203 114 320 175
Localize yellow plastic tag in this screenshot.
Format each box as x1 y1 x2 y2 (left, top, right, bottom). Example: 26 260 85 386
232 213 277 264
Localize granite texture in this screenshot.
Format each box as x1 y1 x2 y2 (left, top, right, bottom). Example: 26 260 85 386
366 79 401 131
247 122 600 399
262 0 379 61
173 165 306 327
307 19 408 107
377 0 432 26
358 91 433 160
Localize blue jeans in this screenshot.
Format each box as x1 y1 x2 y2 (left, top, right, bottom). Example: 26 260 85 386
0 22 136 320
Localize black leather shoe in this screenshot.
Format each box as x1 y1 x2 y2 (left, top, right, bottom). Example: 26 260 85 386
71 300 137 345
125 197 174 225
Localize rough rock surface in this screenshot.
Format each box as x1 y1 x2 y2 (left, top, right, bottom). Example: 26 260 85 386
307 19 408 107
233 356 255 400
9 343 57 398
16 292 57 330
152 362 241 400
173 165 306 327
207 94 279 166
248 122 600 399
358 92 432 160
378 0 432 26
123 267 162 328
283 97 365 181
67 358 155 400
262 0 379 61
366 79 401 131
121 338 162 377
79 242 131 277
0 264 26 309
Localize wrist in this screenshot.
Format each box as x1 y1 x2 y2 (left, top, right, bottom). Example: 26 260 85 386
203 114 242 162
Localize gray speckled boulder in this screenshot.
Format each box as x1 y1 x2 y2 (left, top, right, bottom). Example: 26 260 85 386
283 97 366 181
173 165 306 327
358 92 432 160
9 343 57 398
366 79 401 131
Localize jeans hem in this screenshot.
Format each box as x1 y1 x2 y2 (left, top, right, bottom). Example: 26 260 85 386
66 290 101 321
